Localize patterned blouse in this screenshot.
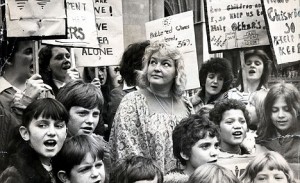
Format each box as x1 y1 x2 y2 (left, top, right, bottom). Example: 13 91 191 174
109 91 193 174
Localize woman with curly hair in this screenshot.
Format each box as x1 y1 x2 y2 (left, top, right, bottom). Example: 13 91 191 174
190 57 233 114
227 49 271 106
209 99 251 155
109 40 194 174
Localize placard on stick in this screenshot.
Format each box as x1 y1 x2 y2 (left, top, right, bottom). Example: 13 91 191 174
42 0 98 48
5 0 66 37
204 0 270 52
262 0 300 65
145 11 200 90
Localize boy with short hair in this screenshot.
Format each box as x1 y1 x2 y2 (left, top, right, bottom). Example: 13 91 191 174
165 114 219 182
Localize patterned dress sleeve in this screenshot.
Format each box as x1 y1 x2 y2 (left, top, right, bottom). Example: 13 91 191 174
109 91 149 163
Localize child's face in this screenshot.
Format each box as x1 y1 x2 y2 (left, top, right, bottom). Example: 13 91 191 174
68 106 100 136
68 153 105 183
254 166 288 183
271 96 296 134
188 134 219 169
219 109 247 148
20 116 67 160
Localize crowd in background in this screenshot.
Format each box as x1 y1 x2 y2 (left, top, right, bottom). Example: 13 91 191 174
0 38 299 183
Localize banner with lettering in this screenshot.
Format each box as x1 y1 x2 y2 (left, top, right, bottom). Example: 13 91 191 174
262 0 300 65
5 0 66 37
204 0 270 52
42 0 98 47
74 0 124 66
145 11 200 90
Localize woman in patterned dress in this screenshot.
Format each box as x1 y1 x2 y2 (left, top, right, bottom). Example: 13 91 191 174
109 40 193 174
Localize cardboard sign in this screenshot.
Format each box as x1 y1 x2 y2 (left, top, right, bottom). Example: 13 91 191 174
145 11 200 90
94 0 122 17
204 0 270 52
75 16 124 66
262 0 300 65
5 0 66 37
43 0 98 47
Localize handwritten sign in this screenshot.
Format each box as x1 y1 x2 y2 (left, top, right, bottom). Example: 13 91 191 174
42 0 98 47
5 0 66 37
262 0 300 65
94 0 122 17
75 16 124 66
204 0 270 52
145 11 200 89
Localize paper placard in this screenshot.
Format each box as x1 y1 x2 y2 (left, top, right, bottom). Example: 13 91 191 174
75 16 124 66
204 0 270 52
42 0 98 47
94 0 122 17
5 1 66 37
145 11 200 90
262 0 300 65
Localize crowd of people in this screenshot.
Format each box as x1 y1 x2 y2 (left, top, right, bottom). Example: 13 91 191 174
0 37 299 183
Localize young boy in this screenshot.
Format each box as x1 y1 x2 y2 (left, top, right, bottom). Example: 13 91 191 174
165 114 219 182
56 80 111 180
52 134 106 183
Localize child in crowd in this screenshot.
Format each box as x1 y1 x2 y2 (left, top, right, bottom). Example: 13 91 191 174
110 155 163 183
256 82 300 163
240 151 296 183
164 114 219 182
0 98 68 183
56 80 111 180
188 164 240 183
52 134 107 183
209 99 251 155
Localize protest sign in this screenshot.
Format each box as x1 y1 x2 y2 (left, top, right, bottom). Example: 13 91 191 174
145 11 200 90
262 0 300 65
43 0 98 47
204 0 270 52
75 16 124 66
74 0 124 66
94 0 122 17
5 0 66 37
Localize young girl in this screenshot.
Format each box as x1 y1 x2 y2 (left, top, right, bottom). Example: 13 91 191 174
52 134 107 183
256 82 300 163
0 98 68 183
240 151 296 183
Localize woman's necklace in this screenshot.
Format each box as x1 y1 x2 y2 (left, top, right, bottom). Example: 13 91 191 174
151 90 173 116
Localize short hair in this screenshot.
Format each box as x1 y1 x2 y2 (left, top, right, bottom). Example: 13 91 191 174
119 40 150 86
209 99 250 126
199 57 233 94
240 151 295 183
172 114 218 166
257 82 300 140
137 40 187 97
111 155 163 183
188 164 240 183
22 98 69 128
56 80 104 112
236 49 271 91
52 134 105 178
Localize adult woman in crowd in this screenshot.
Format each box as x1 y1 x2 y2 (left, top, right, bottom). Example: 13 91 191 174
0 38 52 120
190 57 233 114
109 40 193 174
227 49 271 105
38 45 80 96
256 82 300 164
108 40 150 139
